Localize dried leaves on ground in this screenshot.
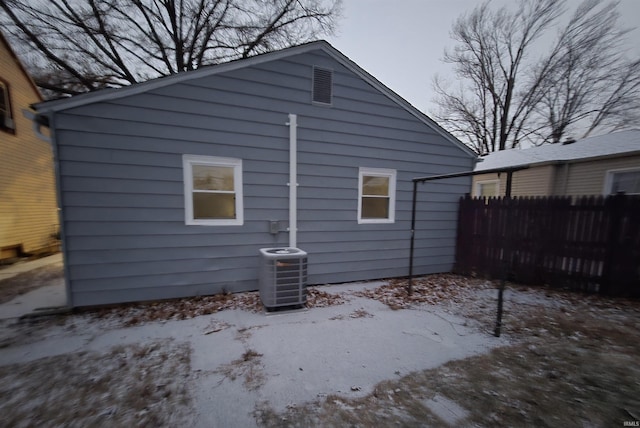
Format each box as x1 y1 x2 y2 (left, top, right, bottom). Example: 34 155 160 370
0 340 192 428
256 282 640 428
3 268 640 427
90 291 263 327
82 275 486 328
353 274 492 310
258 330 640 427
82 286 349 328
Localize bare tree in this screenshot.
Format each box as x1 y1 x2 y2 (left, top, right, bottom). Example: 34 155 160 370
536 0 640 144
0 0 341 97
433 0 640 154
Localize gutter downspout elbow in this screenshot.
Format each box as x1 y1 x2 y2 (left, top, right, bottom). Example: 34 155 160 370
23 109 50 143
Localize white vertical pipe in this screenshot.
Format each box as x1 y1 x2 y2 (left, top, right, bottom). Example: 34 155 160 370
287 114 298 248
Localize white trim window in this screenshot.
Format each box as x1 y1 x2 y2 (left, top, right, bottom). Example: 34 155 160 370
358 167 396 224
475 179 500 198
0 80 15 132
183 155 243 226
604 167 640 195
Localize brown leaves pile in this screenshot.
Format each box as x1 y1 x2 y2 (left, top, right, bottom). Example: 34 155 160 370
83 274 494 327
90 291 263 327
354 274 492 310
87 286 349 328
305 287 349 308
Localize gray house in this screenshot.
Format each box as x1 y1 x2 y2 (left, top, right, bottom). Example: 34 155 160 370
33 40 476 307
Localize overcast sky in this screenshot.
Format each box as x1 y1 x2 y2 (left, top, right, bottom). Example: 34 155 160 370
326 0 640 117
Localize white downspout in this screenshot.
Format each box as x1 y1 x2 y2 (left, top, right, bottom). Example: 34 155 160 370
287 114 298 248
23 109 51 143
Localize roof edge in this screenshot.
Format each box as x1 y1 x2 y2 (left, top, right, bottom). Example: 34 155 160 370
475 148 640 172
0 30 43 102
33 39 477 159
33 40 332 113
318 44 477 159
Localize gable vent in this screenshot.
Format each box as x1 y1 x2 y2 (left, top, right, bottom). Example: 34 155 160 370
312 66 333 105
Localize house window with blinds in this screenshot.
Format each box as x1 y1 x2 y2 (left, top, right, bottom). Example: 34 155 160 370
182 155 243 226
358 167 396 224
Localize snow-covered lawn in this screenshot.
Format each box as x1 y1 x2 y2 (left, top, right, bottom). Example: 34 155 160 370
1 274 639 427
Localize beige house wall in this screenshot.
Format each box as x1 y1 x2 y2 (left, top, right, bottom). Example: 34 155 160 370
473 154 640 198
0 35 58 258
511 165 554 196
562 155 640 196
472 165 555 197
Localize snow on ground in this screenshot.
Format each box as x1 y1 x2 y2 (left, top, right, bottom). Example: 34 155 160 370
188 295 504 427
3 274 635 426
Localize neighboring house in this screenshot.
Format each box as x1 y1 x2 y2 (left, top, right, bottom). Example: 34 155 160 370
33 40 476 307
0 31 59 261
473 130 640 198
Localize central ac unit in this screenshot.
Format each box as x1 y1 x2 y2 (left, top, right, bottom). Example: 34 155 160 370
259 247 307 309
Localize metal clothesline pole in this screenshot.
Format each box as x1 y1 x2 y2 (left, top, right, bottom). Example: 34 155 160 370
407 166 528 336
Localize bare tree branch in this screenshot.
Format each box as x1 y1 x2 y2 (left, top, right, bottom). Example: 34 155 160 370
0 0 342 97
433 0 640 153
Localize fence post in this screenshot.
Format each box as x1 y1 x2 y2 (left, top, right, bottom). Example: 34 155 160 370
453 195 471 275
601 194 625 295
494 171 514 337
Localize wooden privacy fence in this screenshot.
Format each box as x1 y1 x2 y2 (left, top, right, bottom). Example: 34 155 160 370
453 194 640 297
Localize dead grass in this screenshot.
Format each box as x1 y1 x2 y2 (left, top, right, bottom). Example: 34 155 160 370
0 339 192 427
256 284 640 427
3 269 639 426
217 348 266 391
434 338 640 426
349 308 373 318
235 325 266 343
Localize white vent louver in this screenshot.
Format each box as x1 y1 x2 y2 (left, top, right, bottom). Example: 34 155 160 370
312 67 333 105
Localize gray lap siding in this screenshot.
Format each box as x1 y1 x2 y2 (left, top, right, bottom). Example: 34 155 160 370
53 49 472 306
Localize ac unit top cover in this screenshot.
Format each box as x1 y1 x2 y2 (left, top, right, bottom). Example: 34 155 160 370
260 247 307 258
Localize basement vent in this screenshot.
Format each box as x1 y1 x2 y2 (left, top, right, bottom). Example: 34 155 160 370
312 66 333 105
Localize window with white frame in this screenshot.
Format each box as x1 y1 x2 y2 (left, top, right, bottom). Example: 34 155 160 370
0 80 15 133
475 180 500 198
182 155 243 225
605 167 640 195
358 167 396 223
